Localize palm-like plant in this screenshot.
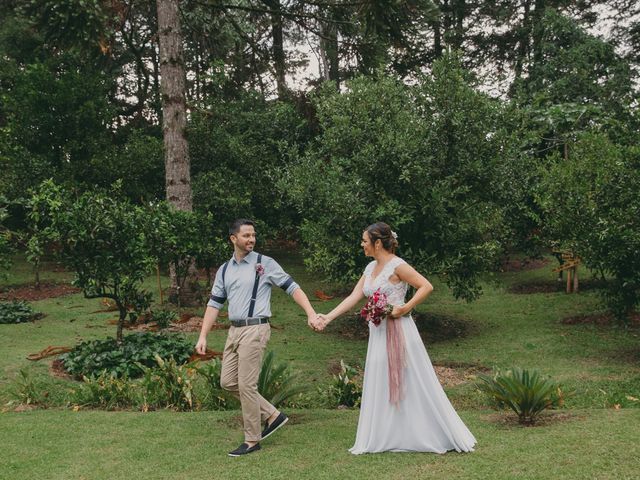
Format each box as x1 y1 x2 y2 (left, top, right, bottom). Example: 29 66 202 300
477 367 568 425
258 351 307 408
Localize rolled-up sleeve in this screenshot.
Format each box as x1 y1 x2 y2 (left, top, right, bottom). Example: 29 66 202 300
266 257 299 296
207 264 227 309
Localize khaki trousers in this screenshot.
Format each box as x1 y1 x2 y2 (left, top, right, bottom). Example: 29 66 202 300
220 323 276 442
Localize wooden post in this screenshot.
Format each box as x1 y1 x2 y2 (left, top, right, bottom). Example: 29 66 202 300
566 267 572 293
573 266 579 293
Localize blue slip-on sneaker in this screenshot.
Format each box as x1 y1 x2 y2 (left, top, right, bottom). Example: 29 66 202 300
261 412 289 441
228 442 261 457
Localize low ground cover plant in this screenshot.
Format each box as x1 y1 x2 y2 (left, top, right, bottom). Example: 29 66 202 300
60 332 193 378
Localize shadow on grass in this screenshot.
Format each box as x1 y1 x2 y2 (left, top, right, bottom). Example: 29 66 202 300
414 312 473 344
507 278 609 295
325 311 474 345
481 410 585 428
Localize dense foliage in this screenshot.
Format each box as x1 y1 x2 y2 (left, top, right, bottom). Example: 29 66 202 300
28 181 156 342
0 300 41 324
60 332 193 379
0 1 637 317
283 56 513 299
537 134 640 320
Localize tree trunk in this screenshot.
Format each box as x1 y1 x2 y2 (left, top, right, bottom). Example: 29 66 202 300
319 9 339 89
117 304 127 344
263 0 288 98
433 0 443 59
156 0 198 304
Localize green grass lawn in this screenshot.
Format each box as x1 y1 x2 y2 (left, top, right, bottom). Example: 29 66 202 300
1 251 639 479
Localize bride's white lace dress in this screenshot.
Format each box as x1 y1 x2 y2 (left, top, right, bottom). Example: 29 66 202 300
349 256 477 454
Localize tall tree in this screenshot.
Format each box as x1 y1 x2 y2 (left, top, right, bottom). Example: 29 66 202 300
157 0 192 211
157 0 198 303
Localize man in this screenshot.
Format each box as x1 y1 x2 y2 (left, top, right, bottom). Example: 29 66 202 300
195 219 319 457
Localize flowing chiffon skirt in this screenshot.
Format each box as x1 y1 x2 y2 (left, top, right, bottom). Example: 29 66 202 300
349 315 477 454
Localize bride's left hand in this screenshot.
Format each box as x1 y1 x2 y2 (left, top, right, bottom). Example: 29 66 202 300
389 306 406 319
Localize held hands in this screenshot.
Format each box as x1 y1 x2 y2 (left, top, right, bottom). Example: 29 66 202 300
313 314 330 332
307 313 329 332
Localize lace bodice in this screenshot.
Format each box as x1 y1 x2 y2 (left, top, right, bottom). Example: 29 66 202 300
362 256 408 306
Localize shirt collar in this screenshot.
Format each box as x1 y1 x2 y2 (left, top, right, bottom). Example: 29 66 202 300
232 250 257 265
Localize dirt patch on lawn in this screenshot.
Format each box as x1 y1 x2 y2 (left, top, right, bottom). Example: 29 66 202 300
432 362 491 387
508 278 608 294
562 312 640 327
326 359 487 388
0 282 80 301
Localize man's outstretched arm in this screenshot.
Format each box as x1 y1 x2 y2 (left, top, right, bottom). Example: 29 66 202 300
291 288 319 329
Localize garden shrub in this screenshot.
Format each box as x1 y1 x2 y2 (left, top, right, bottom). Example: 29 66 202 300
60 332 193 379
193 359 239 411
477 367 568 425
138 355 195 411
324 360 362 408
72 371 138 410
0 300 42 324
152 309 177 330
257 350 307 408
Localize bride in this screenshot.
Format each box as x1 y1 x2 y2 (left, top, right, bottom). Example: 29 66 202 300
317 222 476 454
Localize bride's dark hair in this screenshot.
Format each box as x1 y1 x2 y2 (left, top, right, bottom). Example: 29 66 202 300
365 222 398 253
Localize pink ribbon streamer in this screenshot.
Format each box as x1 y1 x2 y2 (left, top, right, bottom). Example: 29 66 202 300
386 316 407 406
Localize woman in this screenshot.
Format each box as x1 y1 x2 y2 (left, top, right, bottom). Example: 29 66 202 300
317 222 476 454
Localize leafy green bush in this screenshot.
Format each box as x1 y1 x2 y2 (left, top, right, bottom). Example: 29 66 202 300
280 55 511 300
152 309 177 330
537 133 640 321
9 368 45 406
257 350 307 408
477 367 567 425
323 360 362 408
60 332 193 379
72 371 138 410
138 355 196 411
0 301 42 324
28 180 156 342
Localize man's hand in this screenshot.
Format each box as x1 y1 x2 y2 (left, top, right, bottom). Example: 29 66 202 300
195 337 207 355
313 314 329 332
307 314 321 331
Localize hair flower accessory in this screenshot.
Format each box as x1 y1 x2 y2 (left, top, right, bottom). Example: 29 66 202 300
255 263 265 276
391 231 398 239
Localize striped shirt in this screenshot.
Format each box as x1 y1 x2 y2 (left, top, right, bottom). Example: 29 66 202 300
207 251 299 320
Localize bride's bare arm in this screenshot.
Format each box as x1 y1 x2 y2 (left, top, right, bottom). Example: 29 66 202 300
389 263 433 318
320 275 367 325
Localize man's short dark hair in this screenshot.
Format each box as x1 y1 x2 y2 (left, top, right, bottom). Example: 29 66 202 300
229 219 256 236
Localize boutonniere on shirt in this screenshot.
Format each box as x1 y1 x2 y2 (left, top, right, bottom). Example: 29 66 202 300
255 263 265 276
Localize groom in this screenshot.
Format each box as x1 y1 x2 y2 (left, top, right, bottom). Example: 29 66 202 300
196 219 319 456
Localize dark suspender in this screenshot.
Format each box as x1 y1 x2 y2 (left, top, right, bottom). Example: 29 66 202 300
247 253 262 318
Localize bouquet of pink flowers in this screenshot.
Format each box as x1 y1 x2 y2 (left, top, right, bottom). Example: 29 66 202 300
360 288 393 326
